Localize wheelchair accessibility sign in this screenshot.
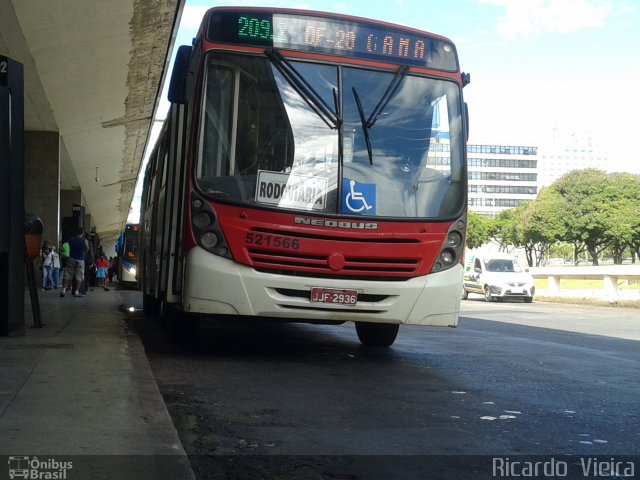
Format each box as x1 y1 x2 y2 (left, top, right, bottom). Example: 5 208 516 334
342 178 376 215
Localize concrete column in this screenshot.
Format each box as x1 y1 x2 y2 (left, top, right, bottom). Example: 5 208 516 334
84 213 94 232
60 189 81 219
548 275 560 295
603 275 618 300
24 131 60 246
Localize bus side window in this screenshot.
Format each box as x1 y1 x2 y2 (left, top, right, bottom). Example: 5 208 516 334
236 80 260 175
202 66 234 178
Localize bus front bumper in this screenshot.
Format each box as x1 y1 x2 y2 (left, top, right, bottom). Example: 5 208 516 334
182 246 462 327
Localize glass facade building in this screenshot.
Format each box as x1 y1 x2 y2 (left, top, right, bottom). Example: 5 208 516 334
467 143 538 217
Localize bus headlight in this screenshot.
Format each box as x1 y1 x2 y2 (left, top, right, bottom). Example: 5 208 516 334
430 215 466 274
191 192 232 259
200 232 219 249
193 211 213 230
446 231 463 248
440 248 456 266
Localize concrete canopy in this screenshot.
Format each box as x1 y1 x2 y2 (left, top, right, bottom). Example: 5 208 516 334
0 0 182 243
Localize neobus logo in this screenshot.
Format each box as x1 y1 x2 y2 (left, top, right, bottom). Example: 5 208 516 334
294 217 378 229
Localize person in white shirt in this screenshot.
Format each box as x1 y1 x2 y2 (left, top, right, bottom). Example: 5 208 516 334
50 247 61 288
41 248 54 290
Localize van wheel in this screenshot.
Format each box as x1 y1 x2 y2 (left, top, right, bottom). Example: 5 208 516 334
484 287 494 302
524 296 534 303
355 322 399 347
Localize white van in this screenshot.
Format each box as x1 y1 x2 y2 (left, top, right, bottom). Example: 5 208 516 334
462 253 535 302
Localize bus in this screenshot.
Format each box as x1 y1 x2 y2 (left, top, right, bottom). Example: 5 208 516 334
139 7 470 346
115 223 140 288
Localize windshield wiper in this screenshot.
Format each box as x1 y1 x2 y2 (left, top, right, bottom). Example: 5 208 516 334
350 66 409 165
366 65 408 128
265 49 340 130
352 87 373 165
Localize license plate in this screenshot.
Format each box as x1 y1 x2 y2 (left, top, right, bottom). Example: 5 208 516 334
310 287 358 306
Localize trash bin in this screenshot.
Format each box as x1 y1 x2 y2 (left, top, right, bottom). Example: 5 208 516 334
24 214 43 261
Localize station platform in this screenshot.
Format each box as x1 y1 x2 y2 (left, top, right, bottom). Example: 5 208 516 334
0 286 195 480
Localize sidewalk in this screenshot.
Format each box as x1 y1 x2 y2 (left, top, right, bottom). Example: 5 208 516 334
0 286 195 480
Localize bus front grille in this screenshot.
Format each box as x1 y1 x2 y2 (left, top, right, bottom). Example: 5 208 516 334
248 248 420 280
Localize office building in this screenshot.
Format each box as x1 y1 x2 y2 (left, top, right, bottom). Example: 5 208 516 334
467 143 539 217
537 130 608 187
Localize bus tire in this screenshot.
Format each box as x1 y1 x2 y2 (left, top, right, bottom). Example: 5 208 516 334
143 293 161 317
163 304 199 345
355 322 399 347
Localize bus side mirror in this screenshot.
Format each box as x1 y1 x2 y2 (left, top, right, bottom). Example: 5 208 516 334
168 45 193 104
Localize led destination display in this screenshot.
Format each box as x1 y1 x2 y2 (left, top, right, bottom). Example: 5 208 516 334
207 10 458 71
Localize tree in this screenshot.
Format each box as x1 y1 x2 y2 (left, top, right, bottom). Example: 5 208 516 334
493 204 534 263
551 169 613 265
605 173 640 264
520 187 567 266
548 242 574 263
479 170 639 266
492 198 562 267
465 211 494 249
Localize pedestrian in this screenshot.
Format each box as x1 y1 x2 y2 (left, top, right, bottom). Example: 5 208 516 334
50 246 61 288
60 228 88 298
41 247 53 290
60 240 70 270
39 240 50 286
40 240 50 259
107 256 115 285
80 233 95 295
96 254 109 287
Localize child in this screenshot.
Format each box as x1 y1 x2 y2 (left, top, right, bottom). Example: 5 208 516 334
96 255 109 287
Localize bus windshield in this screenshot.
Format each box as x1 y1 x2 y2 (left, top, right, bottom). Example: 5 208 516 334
196 52 465 219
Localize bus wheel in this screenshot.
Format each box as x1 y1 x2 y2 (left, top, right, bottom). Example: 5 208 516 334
163 304 199 345
142 293 161 317
355 322 399 347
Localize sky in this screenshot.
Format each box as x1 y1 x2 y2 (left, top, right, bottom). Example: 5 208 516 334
130 0 640 221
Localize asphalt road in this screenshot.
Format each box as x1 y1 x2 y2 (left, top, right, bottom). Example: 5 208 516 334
127 295 640 480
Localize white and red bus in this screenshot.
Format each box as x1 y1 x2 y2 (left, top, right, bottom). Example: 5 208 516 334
140 7 470 347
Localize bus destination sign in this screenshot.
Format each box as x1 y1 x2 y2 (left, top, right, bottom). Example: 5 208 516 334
207 11 458 71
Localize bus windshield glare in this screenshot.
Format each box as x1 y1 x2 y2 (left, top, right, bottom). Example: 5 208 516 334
196 53 464 219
